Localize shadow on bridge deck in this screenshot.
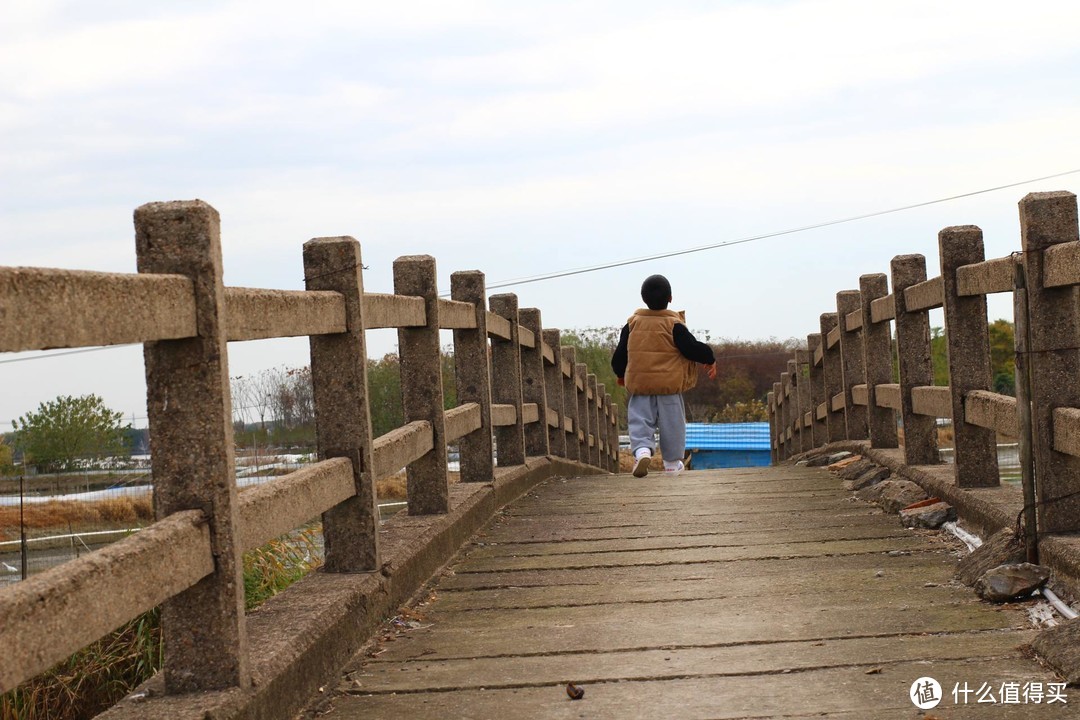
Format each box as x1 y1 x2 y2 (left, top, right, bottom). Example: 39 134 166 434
306 465 1064 719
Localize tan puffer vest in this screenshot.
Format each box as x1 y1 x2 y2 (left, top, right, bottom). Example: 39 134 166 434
624 309 698 395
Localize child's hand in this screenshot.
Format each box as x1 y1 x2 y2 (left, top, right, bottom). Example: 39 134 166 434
704 363 717 380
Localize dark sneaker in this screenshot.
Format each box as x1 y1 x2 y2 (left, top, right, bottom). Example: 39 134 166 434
633 454 651 478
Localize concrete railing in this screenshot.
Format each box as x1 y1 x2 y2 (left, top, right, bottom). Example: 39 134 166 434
0 200 618 696
768 190 1080 543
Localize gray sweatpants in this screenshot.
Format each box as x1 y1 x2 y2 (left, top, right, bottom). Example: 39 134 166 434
627 393 686 461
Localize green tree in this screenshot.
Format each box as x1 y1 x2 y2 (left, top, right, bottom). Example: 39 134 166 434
11 394 129 472
0 436 15 475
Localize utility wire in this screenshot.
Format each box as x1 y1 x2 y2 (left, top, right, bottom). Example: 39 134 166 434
5 168 1079 364
481 167 1080 291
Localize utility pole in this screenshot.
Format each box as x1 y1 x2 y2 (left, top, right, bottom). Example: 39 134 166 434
19 474 27 581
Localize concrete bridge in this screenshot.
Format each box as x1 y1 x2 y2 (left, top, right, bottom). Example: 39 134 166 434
3 193 1080 718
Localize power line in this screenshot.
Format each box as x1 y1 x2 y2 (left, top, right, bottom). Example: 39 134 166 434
4 168 1079 367
481 167 1080 290
0 345 140 365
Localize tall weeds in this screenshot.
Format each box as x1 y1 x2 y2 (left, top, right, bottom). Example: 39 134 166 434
1 525 323 720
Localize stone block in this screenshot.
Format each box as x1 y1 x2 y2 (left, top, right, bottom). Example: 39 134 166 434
837 458 873 480
845 466 890 491
957 529 1026 586
900 501 955 529
858 479 927 514
974 563 1051 602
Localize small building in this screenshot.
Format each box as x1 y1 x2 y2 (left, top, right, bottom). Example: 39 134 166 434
685 422 771 469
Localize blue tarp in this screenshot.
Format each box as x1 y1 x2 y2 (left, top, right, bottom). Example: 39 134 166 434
685 422 771 451
685 422 772 469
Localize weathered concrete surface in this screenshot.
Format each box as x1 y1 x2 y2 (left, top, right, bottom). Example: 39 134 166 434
308 465 1062 719
98 457 606 720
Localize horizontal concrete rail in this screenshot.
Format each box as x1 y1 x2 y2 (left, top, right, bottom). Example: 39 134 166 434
0 510 211 691
831 392 844 412
956 255 1016 296
904 275 944 312
911 385 952 418
486 312 512 340
813 345 824 366
237 458 355 552
816 402 827 420
870 294 895 323
1043 241 1080 288
522 403 539 424
518 326 536 348
371 421 434 480
803 411 812 428
563 417 573 433
826 325 840 349
541 342 555 364
491 403 517 426
225 287 345 341
852 383 868 406
437 299 478 330
845 309 861 332
1053 407 1080 457
364 293 426 329
444 403 482 443
546 407 560 428
561 360 573 378
0 267 196 352
964 389 1018 437
875 383 901 410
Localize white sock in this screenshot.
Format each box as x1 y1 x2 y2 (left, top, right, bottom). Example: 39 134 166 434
635 448 652 460
664 460 683 471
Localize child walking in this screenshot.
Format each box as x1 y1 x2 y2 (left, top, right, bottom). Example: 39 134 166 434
611 274 716 477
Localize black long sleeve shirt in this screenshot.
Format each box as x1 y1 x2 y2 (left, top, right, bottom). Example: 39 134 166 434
610 322 715 379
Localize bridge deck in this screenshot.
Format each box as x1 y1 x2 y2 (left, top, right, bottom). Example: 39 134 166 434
310 465 1064 718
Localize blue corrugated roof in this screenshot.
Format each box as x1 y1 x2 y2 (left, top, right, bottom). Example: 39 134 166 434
685 422 771 451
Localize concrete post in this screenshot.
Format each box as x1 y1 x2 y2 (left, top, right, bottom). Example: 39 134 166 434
451 271 495 482
779 371 790 460
490 294 526 466
605 392 617 471
939 227 998 487
891 254 939 465
820 313 845 442
860 273 898 449
576 362 591 463
767 390 778 464
787 359 803 454
394 255 450 513
561 347 581 463
135 200 248 692
304 237 380 573
796 350 812 453
837 290 868 440
588 375 601 466
1019 191 1080 532
807 333 827 448
542 329 567 458
518 308 549 458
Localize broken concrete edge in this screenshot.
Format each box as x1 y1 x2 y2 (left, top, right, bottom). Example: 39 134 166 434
96 456 605 720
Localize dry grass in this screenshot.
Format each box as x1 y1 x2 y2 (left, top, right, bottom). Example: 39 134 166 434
1 525 324 720
375 470 461 501
0 497 154 542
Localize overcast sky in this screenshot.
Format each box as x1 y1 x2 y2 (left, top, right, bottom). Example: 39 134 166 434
3 0 1080 430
